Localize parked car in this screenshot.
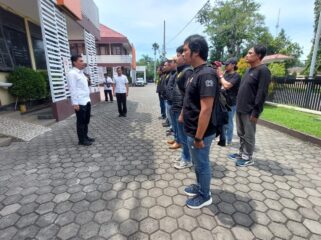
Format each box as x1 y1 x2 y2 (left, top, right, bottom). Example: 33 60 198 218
135 78 145 86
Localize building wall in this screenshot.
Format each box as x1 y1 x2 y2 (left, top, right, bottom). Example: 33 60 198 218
0 5 46 106
0 72 14 106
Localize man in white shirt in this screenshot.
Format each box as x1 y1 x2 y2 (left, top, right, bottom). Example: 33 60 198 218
113 67 129 117
101 73 114 102
67 55 95 146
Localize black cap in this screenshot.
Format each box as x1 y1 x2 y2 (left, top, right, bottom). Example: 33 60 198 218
223 57 237 65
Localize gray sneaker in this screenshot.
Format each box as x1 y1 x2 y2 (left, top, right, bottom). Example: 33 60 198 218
174 161 193 169
172 156 181 163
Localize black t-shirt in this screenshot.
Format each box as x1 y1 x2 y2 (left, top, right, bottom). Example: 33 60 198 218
236 64 271 117
183 64 219 138
176 65 193 96
222 72 241 106
172 65 193 112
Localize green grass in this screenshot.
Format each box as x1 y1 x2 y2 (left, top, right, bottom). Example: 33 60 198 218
260 105 321 138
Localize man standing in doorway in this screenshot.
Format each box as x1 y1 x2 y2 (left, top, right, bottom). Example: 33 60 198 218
229 45 271 167
113 67 129 117
182 35 219 209
67 55 95 146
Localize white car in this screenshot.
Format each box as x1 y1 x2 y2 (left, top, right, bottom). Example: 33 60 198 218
135 78 145 86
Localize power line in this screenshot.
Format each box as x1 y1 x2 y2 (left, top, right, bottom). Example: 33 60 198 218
166 0 210 46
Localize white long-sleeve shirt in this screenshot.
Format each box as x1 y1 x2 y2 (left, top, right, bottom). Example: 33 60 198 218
67 67 91 105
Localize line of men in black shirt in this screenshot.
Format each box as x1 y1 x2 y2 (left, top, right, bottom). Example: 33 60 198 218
156 34 271 209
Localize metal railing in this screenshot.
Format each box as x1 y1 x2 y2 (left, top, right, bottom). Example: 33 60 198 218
267 76 321 111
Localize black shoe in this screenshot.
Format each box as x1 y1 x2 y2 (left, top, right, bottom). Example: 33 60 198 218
78 140 92 146
123 114 127 117
119 114 123 117
162 123 170 127
86 137 95 142
217 140 226 147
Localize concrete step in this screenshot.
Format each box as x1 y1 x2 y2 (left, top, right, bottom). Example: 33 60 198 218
0 137 12 147
39 119 56 127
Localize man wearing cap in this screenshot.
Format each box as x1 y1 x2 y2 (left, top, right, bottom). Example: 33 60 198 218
228 45 271 167
217 58 241 146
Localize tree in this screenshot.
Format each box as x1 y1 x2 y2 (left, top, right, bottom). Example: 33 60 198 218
152 43 159 81
252 29 303 68
198 0 266 60
198 0 303 68
137 54 154 80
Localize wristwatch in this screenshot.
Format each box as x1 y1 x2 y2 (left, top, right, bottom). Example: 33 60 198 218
194 137 203 142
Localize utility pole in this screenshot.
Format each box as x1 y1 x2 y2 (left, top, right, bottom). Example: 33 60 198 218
162 20 166 60
275 9 281 36
305 10 321 108
309 10 321 78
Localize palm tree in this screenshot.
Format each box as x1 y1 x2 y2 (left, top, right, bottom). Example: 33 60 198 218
152 43 159 81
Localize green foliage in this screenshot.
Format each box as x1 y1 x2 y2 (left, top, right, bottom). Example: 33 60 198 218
37 70 50 98
198 0 266 59
268 63 286 77
7 67 48 102
198 0 303 67
137 54 155 80
236 58 249 77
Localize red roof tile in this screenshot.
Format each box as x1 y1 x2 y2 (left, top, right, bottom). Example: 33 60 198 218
100 24 127 39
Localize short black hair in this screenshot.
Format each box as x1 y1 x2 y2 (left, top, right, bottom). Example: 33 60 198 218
253 45 267 60
116 66 122 71
71 55 82 66
176 45 183 54
184 34 208 61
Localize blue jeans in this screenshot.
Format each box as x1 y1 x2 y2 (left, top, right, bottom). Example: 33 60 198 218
220 105 236 144
170 109 179 143
225 105 236 144
165 100 172 127
173 111 190 161
187 134 215 199
159 94 165 117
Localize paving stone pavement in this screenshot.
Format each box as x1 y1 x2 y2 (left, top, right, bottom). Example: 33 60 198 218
0 84 321 240
0 117 51 141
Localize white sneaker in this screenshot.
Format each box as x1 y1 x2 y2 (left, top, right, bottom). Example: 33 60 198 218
174 161 193 169
172 156 181 163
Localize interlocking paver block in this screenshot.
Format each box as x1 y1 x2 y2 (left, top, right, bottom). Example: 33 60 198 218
0 85 321 240
0 203 21 216
303 219 321 235
57 223 79 240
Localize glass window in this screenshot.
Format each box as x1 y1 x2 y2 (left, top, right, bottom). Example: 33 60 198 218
0 7 31 70
29 22 46 70
112 45 121 55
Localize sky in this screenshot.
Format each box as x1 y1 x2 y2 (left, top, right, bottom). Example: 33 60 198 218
95 0 315 62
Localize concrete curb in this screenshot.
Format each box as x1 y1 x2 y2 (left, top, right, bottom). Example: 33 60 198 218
258 119 321 147
266 102 321 116
0 137 12 147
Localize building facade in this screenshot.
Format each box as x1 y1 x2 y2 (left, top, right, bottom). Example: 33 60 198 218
70 24 136 81
0 0 100 121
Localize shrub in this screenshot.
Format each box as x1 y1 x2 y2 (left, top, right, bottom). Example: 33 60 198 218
268 63 286 77
37 70 51 98
7 67 48 102
237 57 250 77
